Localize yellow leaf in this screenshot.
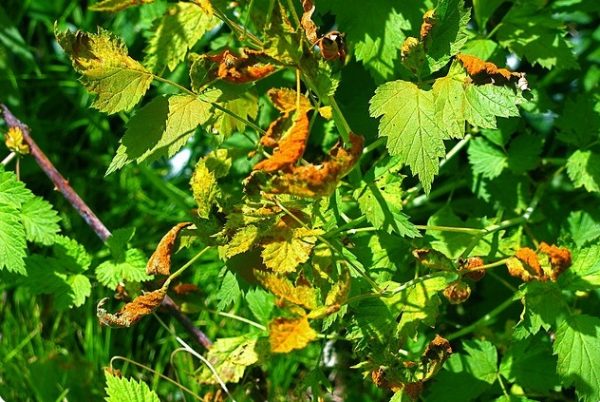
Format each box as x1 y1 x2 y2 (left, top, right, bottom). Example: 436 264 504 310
89 0 154 12
261 228 320 273
255 271 318 310
269 316 317 353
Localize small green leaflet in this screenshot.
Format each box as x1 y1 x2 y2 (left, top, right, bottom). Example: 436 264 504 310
216 269 241 310
566 150 600 193
468 137 507 179
554 314 600 402
56 28 153 114
144 2 219 73
190 149 232 219
107 94 213 174
566 211 600 249
560 245 600 291
518 281 567 336
105 373 160 402
0 168 33 207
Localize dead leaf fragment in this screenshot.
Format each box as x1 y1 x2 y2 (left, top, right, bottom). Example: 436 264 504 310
147 222 193 276
420 9 436 41
268 316 317 353
198 49 277 84
301 0 318 43
459 256 485 281
97 287 166 327
442 281 471 304
506 243 571 282
173 283 199 295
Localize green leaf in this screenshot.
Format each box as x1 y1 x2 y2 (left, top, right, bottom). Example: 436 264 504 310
53 235 92 272
499 334 560 393
560 245 600 291
220 224 260 259
0 168 34 208
468 137 507 179
426 339 498 401
197 336 262 384
20 197 60 245
556 94 600 147
108 94 213 174
424 0 470 73
216 270 241 311
90 0 154 12
246 288 275 324
354 173 420 238
106 227 136 261
190 149 231 219
383 272 457 340
566 150 600 193
473 0 507 28
324 0 411 81
0 203 27 275
105 373 160 402
56 28 153 114
518 281 568 336
144 2 219 73
567 211 600 249
212 87 259 136
25 255 92 309
370 80 446 193
495 0 578 70
96 249 151 289
554 314 600 402
507 134 543 174
463 84 522 129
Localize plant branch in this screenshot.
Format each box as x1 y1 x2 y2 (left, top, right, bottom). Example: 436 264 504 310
1 104 213 350
1 151 16 166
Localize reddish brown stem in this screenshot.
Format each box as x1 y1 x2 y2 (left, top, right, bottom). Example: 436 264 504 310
1 104 212 350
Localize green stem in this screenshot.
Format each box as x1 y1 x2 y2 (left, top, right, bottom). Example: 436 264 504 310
326 215 367 237
446 296 517 341
164 246 211 287
206 309 266 331
416 225 483 235
362 138 386 155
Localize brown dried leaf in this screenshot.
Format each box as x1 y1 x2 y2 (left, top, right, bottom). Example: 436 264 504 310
268 88 312 114
268 316 317 353
457 53 525 85
147 222 193 276
506 243 571 282
459 256 486 281
539 242 572 281
97 287 166 327
442 281 471 304
173 283 199 295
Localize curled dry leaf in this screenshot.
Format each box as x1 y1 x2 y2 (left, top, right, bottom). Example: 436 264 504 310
268 316 317 353
268 132 364 197
146 222 193 276
457 53 527 87
198 49 277 84
506 243 572 282
97 287 166 328
301 0 318 43
300 0 346 61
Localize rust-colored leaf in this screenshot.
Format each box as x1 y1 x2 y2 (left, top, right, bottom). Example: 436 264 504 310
420 9 436 41
147 222 193 276
268 132 364 197
300 0 346 61
457 53 525 85
268 316 317 353
97 287 166 328
254 89 312 173
201 49 277 84
506 243 571 282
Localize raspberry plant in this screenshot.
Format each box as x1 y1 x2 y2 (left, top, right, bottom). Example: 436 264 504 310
1 0 600 401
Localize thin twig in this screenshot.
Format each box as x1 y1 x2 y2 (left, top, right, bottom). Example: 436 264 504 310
1 104 212 350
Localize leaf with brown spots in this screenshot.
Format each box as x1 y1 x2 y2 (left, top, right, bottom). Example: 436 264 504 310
268 316 317 353
506 243 571 282
146 222 193 276
420 9 436 41
97 287 166 327
192 49 277 86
